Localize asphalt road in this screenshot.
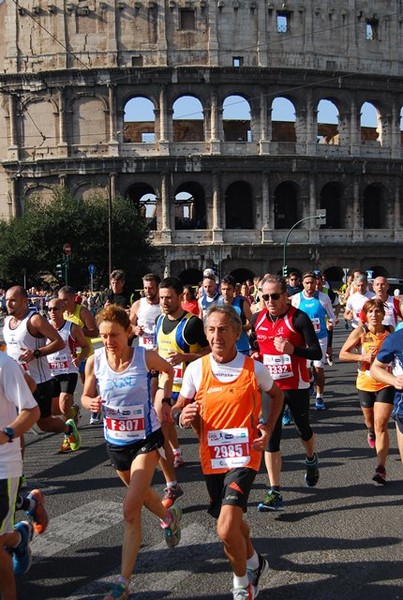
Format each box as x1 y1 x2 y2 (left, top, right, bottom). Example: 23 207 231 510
14 326 403 600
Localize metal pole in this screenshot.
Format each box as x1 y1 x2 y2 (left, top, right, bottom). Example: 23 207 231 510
108 181 112 276
283 213 325 275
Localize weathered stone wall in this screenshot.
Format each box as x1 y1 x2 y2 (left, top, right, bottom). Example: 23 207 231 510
1 0 403 280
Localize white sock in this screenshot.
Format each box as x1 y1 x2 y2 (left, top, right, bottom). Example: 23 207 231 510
166 481 177 489
233 574 249 589
247 550 259 570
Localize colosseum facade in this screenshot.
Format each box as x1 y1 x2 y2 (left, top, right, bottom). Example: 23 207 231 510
1 0 403 283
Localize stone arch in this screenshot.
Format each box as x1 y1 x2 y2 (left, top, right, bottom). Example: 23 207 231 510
230 267 255 283
225 181 253 229
271 97 296 143
360 101 380 145
19 97 58 158
323 266 344 286
368 265 389 278
222 95 252 142
71 182 108 201
320 182 343 228
70 94 108 146
363 183 388 229
317 99 339 145
178 268 203 286
174 181 206 229
126 181 158 230
123 96 156 143
172 95 204 142
274 181 298 229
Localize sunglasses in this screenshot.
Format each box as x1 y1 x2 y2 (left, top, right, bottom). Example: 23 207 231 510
262 293 282 301
48 307 60 311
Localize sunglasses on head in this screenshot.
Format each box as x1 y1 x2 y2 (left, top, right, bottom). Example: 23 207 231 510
262 293 282 301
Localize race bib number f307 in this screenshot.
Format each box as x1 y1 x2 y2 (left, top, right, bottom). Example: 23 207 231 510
104 405 145 442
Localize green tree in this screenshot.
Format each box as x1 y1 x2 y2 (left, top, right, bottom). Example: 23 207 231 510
0 187 155 291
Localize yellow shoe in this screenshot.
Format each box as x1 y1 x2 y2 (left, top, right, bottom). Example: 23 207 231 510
60 436 72 453
65 418 81 451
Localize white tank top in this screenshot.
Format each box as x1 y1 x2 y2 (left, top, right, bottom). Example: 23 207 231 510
136 297 162 348
4 313 52 384
47 321 78 376
94 345 160 446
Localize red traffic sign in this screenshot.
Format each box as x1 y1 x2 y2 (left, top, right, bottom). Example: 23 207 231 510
63 243 72 256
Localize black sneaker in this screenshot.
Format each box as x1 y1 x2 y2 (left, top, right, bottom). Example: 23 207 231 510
248 553 269 598
305 453 319 487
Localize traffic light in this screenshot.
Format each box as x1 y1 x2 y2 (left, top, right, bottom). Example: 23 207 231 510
55 263 63 280
282 265 288 278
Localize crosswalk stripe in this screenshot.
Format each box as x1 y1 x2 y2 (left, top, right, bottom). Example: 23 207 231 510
31 500 123 559
66 522 218 600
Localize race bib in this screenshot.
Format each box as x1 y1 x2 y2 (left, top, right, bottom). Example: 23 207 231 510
139 333 156 349
207 427 250 469
173 365 184 386
263 354 293 380
311 317 321 332
49 354 69 375
104 405 145 442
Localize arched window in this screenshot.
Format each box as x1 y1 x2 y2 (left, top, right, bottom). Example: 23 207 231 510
125 182 158 230
363 184 386 229
225 181 253 229
172 96 204 142
320 182 343 228
274 182 298 229
123 97 155 143
360 102 379 145
271 97 296 142
222 95 252 142
317 99 339 145
174 182 206 229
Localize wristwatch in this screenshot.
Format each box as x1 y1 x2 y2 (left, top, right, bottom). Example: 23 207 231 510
2 427 15 442
33 349 41 359
161 397 172 405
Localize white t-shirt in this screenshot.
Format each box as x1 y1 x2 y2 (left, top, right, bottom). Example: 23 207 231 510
346 290 375 328
0 352 38 479
181 352 274 398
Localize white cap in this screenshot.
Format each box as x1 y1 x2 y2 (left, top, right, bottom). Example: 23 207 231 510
394 288 400 297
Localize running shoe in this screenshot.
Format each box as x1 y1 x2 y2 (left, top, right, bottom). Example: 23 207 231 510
173 450 185 469
232 584 254 600
70 403 81 426
326 354 334 367
257 489 283 512
305 453 319 487
315 397 326 410
372 464 386 485
65 418 81 451
282 408 292 426
160 505 182 548
162 484 184 509
26 489 48 535
90 412 101 425
248 554 269 598
12 521 33 576
60 435 72 453
367 430 376 449
103 582 129 600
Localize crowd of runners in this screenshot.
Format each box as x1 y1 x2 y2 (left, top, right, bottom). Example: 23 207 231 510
1 267 402 600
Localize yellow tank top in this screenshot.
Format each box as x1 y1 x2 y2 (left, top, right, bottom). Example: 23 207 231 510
63 304 94 357
356 328 390 392
156 313 203 393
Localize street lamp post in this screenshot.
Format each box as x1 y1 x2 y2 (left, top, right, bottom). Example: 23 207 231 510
282 210 326 277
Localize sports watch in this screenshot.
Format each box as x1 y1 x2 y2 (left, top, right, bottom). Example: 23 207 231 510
33 349 41 359
2 427 15 442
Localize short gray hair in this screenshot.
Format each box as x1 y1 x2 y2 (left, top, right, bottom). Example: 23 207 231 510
203 304 242 335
